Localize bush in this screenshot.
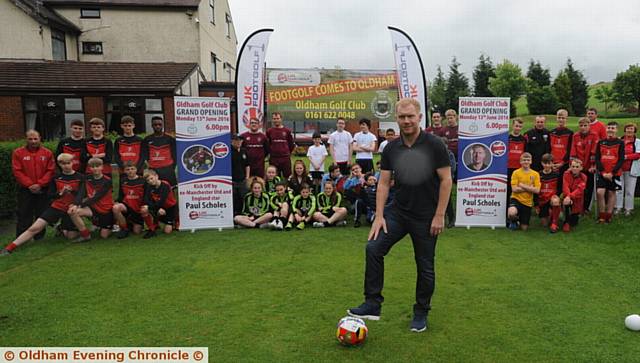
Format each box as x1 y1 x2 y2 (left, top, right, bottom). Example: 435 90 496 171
0 140 58 218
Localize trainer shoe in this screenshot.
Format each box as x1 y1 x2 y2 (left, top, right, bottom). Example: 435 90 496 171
312 222 325 228
0 248 11 256
116 229 129 239
549 223 558 233
259 223 271 229
269 220 278 229
285 222 293 230
275 220 284 230
296 221 305 230
508 221 518 231
347 302 381 321
624 209 632 217
562 223 571 233
143 230 157 239
410 314 428 333
72 235 91 243
336 220 347 227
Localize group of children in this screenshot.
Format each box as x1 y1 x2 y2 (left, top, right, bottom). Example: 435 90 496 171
2 116 178 256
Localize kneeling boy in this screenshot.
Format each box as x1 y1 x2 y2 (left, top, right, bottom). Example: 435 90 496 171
140 169 178 238
112 161 146 238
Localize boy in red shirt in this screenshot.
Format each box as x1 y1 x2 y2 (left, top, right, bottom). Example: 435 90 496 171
595 122 625 223
112 161 146 239
141 169 178 238
507 118 526 200
143 116 177 186
570 117 598 212
2 153 83 256
538 154 562 232
85 118 113 177
561 159 587 232
69 158 114 241
56 119 86 172
114 116 145 176
549 109 573 175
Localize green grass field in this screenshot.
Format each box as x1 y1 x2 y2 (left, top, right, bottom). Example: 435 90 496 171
1 206 639 362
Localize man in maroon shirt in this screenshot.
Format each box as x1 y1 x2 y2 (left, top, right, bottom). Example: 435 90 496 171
443 109 459 160
241 116 270 178
426 112 446 137
12 130 55 239
266 112 295 178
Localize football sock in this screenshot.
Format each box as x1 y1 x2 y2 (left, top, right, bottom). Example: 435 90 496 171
143 215 156 231
80 229 90 238
6 242 17 252
550 206 561 225
119 223 128 231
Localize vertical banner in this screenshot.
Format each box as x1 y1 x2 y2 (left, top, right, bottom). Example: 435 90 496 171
235 28 273 134
388 26 428 128
175 97 233 230
455 97 510 227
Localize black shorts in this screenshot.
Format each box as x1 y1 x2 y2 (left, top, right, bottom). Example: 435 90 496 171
91 208 114 229
321 209 335 218
596 174 621 191
155 205 177 226
155 166 177 187
509 198 532 225
337 162 350 176
355 159 374 174
538 202 550 218
40 207 76 231
124 208 143 226
310 171 324 181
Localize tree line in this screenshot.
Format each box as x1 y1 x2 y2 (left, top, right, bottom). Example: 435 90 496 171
429 56 640 117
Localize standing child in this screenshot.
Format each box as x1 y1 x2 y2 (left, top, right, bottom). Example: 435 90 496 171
112 161 146 238
550 109 573 176
561 159 587 232
114 116 145 177
313 180 348 227
287 184 316 230
507 118 526 203
307 132 328 194
2 154 83 256
234 177 273 228
508 152 541 231
264 165 282 196
143 116 177 186
288 159 313 197
595 122 625 223
538 154 562 232
84 118 113 177
140 169 178 238
69 158 114 241
352 119 377 173
268 181 290 230
56 119 86 172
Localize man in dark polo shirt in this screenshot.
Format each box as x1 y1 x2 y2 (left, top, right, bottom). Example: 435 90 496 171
347 98 452 333
231 134 250 216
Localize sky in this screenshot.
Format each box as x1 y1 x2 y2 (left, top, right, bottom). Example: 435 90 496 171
228 0 640 84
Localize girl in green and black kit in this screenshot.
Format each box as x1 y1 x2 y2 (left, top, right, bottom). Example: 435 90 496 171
312 180 348 227
233 177 273 228
286 183 316 230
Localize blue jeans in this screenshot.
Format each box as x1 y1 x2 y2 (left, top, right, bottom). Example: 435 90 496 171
364 207 437 315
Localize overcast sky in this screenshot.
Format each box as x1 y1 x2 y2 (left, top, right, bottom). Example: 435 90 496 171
228 0 640 84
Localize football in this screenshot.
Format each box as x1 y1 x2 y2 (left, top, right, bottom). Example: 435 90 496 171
336 316 368 346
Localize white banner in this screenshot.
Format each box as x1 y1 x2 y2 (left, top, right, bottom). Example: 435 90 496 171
455 97 510 228
388 26 427 128
175 97 233 230
235 29 273 134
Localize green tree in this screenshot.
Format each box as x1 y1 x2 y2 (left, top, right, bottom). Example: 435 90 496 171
527 85 558 115
592 84 616 116
472 54 495 97
488 60 527 117
564 59 589 116
526 60 551 87
612 64 640 115
553 70 573 114
429 65 447 114
444 57 470 112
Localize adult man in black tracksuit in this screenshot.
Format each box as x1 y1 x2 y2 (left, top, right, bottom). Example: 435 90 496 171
525 115 551 172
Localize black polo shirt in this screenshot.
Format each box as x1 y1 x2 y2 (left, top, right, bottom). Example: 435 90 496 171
232 147 249 182
380 130 450 220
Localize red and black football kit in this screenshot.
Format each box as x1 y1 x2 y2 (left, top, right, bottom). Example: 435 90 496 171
76 175 114 229
570 131 598 211
56 137 86 172
143 180 177 229
550 127 573 170
507 134 527 203
538 170 561 218
595 137 625 191
241 131 270 178
40 172 85 231
85 137 113 176
562 170 587 224
143 133 177 186
266 127 295 178
12 145 56 239
115 134 145 173
118 177 146 225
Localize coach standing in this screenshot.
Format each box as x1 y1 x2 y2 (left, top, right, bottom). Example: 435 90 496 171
241 117 269 178
266 112 295 178
347 98 452 333
12 130 55 239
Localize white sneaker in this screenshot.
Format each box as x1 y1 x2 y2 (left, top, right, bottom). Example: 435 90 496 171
269 220 278 229
313 222 325 228
336 220 347 227
112 224 120 233
276 220 284 230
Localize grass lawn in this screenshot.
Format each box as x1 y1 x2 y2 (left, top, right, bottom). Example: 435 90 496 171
1 204 639 361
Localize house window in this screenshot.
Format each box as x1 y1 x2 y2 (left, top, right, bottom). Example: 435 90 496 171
82 42 103 54
106 96 163 134
223 62 234 82
225 13 232 38
51 29 66 61
210 53 218 81
80 8 100 18
209 0 215 24
24 96 84 140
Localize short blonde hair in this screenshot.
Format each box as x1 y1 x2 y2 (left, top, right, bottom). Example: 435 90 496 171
578 117 589 125
395 98 421 114
87 157 103 167
143 169 158 179
57 153 74 163
556 109 568 117
445 109 457 117
520 152 532 160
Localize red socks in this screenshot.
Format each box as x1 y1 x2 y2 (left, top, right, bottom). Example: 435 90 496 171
143 215 157 231
119 223 128 231
5 242 17 252
550 206 561 226
80 229 90 238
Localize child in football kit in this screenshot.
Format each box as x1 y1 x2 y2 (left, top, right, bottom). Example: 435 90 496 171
595 122 625 223
268 181 290 230
1 153 83 256
140 169 178 238
112 161 146 238
288 160 313 197
508 152 541 231
68 157 114 242
537 154 562 232
84 118 113 177
561 159 587 232
312 180 348 227
234 177 273 228
264 165 282 196
286 184 316 230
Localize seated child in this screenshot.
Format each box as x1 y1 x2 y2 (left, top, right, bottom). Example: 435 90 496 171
343 163 366 227
268 181 290 230
234 177 273 228
312 180 348 227
363 173 378 224
140 169 178 238
264 165 282 196
286 183 316 230
112 161 145 238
